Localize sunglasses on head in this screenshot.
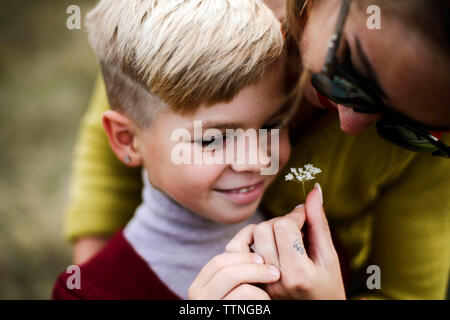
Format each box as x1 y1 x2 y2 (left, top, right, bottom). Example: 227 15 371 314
296 0 450 158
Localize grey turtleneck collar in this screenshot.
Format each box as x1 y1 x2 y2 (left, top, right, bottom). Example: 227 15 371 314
124 170 265 299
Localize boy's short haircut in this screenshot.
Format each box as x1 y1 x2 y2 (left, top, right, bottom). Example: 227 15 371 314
86 0 284 127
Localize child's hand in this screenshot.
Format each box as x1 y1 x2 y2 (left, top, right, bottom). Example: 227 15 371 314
188 225 281 300
73 235 108 264
226 184 346 300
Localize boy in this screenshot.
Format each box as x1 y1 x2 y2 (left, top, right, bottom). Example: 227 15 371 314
53 0 292 299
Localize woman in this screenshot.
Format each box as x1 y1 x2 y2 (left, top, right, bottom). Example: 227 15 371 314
65 0 449 299
237 0 450 300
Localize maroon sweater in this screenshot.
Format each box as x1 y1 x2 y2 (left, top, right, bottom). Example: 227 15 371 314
52 231 180 300
53 230 352 300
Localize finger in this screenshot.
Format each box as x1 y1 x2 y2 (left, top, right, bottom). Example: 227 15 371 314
284 204 307 230
273 215 313 273
253 219 281 267
190 252 264 292
225 224 256 253
305 183 335 262
223 284 271 300
202 264 280 300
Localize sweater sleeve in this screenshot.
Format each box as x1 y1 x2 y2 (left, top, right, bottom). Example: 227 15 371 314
63 74 142 242
52 273 82 300
353 146 450 300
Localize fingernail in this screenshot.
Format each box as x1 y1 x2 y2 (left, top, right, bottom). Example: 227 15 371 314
295 204 305 209
269 265 280 278
315 183 323 205
254 254 264 264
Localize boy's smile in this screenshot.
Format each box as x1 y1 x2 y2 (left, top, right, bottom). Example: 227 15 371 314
213 180 265 205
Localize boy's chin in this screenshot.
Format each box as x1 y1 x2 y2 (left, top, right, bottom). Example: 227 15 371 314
210 203 260 225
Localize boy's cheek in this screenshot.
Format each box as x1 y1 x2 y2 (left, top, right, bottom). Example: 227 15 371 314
182 164 227 189
163 163 225 194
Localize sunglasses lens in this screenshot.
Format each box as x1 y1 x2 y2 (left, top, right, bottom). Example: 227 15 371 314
311 73 378 114
376 120 439 154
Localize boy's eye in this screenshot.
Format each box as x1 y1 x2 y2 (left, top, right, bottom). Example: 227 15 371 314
196 135 226 149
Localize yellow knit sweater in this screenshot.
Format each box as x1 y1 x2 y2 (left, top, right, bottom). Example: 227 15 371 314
65 76 450 299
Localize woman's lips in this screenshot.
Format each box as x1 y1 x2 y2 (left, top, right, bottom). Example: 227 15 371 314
337 105 382 135
214 181 265 205
315 90 338 114
315 89 381 134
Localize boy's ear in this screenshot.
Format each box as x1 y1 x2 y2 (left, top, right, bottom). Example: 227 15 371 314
102 110 142 167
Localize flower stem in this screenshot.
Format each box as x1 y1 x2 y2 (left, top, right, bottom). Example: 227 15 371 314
302 181 306 199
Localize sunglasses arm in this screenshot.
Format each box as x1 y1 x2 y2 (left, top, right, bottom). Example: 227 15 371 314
323 0 353 77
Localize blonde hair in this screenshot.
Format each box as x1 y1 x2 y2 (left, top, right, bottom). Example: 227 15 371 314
86 0 284 127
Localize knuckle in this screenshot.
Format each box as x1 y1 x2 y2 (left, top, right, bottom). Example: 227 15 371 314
282 276 305 292
266 282 283 299
290 206 306 217
249 252 263 263
282 268 314 292
210 253 226 269
273 218 293 231
254 221 272 236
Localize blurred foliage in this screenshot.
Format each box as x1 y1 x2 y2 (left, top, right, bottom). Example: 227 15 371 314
0 0 98 299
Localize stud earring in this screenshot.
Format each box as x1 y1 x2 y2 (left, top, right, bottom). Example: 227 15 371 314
124 156 132 164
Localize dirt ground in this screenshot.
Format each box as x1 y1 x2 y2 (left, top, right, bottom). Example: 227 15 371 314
0 0 97 299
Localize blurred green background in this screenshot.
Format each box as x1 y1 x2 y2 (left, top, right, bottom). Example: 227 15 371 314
0 0 97 299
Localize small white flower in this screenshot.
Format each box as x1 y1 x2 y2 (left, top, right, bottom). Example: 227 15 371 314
286 163 322 183
305 163 322 175
285 173 294 181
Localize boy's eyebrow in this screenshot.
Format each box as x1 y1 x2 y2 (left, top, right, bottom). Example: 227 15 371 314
187 103 289 132
187 120 245 132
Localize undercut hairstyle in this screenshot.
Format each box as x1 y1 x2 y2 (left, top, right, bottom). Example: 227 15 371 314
86 0 284 127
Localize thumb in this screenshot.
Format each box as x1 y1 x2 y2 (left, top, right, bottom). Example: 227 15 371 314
305 183 335 263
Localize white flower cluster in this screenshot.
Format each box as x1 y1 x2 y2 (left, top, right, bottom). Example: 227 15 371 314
285 164 322 183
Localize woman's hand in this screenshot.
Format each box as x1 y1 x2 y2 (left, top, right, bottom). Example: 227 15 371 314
188 224 281 300
226 184 346 300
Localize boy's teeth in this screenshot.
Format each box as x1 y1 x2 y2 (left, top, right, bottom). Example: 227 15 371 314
235 185 257 193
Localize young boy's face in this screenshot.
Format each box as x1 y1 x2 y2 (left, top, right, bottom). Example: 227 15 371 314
134 60 291 224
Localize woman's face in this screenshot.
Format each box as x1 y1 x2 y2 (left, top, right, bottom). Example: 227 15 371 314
298 0 450 134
